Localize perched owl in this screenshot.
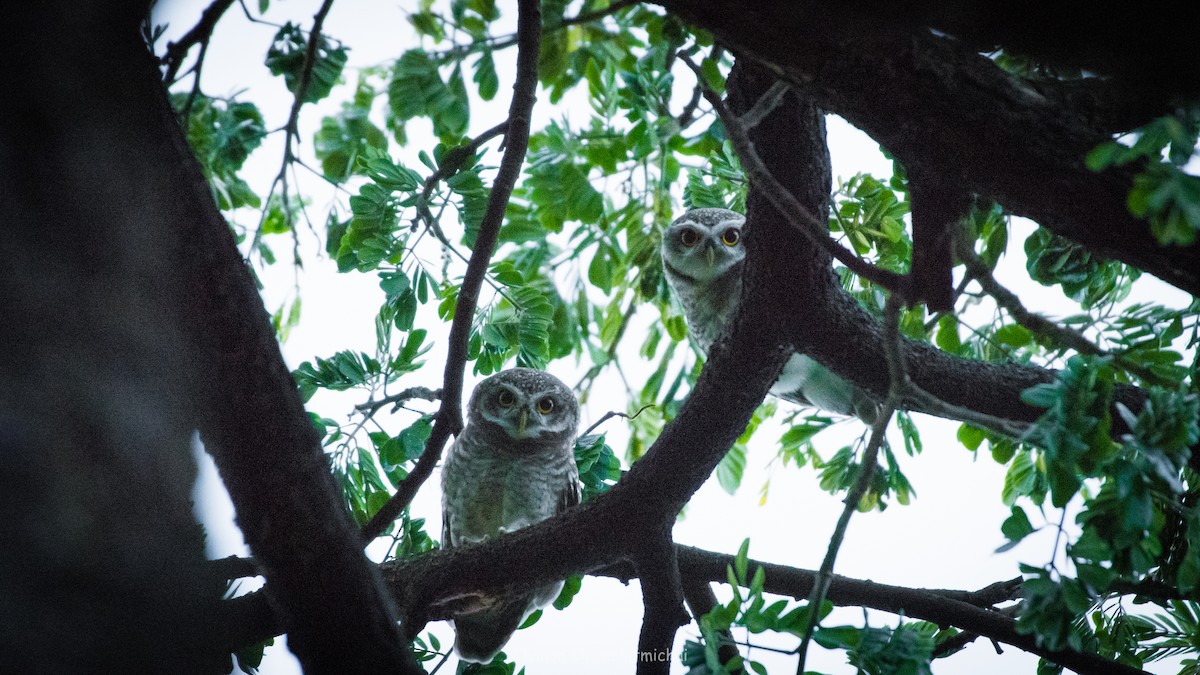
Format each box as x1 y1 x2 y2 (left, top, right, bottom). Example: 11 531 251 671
440 367 582 663
661 207 879 422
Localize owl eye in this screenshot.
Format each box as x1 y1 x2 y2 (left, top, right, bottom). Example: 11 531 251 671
679 228 700 247
536 397 555 414
497 390 516 407
721 228 741 246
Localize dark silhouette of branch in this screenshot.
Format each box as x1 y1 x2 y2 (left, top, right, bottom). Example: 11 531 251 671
413 120 509 247
656 0 1200 298
909 171 966 311
794 296 903 673
360 0 543 544
9 3 419 672
251 0 335 252
669 547 1146 675
633 538 690 675
680 572 744 672
160 0 237 85
826 0 1200 102
220 544 1136 675
356 386 441 416
578 404 655 439
954 236 1171 386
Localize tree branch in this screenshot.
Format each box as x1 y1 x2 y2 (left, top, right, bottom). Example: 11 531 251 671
355 386 441 417
670 547 1146 675
159 0 237 85
680 572 743 672
681 55 907 294
909 170 966 311
633 536 690 675
954 236 1171 386
146 9 422 673
796 295 905 673
360 0 543 544
251 0 335 253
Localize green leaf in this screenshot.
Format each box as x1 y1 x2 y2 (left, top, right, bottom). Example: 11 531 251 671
999 506 1036 550
716 444 746 495
473 50 499 100
265 23 348 104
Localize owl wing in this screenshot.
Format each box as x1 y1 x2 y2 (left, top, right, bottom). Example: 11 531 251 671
773 353 880 423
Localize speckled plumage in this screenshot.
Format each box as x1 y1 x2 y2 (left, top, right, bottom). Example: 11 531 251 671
441 368 581 663
662 207 879 422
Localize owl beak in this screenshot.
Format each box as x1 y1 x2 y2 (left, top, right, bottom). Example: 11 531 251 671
517 409 529 436
705 244 715 267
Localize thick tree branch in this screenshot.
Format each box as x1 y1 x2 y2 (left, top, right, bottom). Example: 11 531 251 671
7 2 418 672
633 537 690 675
833 0 1200 102
680 573 743 672
655 0 1200 298
693 56 1160 456
681 57 906 294
221 543 1140 675
157 12 424 675
3 5 223 669
909 171 966 311
360 0 542 544
671 547 1146 675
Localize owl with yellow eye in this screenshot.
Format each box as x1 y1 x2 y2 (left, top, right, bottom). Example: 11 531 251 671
440 368 581 662
661 207 879 422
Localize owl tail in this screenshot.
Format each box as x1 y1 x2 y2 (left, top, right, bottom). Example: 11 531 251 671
452 598 530 664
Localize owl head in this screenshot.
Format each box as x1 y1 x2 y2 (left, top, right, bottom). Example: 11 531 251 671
467 368 579 445
661 207 746 284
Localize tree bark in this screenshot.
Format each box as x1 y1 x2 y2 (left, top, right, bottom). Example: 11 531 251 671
2 3 419 672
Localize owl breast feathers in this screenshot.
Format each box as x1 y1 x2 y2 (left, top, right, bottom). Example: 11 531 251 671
661 207 880 422
440 367 582 663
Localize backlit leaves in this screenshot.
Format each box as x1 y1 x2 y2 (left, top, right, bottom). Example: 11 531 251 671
266 22 348 104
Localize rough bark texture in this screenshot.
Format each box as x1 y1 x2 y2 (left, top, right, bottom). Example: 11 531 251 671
2 3 417 672
1 4 219 671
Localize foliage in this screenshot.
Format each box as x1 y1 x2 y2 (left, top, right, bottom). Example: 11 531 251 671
1087 111 1200 246
160 0 1200 672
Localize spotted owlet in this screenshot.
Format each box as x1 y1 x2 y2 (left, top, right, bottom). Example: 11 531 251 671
661 207 879 422
440 367 582 663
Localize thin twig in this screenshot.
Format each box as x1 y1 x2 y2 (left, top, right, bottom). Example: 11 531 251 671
579 404 656 439
160 0 237 85
413 120 509 244
795 294 905 674
355 387 442 416
680 54 906 293
955 235 1168 385
359 0 543 544
575 297 638 391
429 0 638 62
676 46 722 129
250 0 335 254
